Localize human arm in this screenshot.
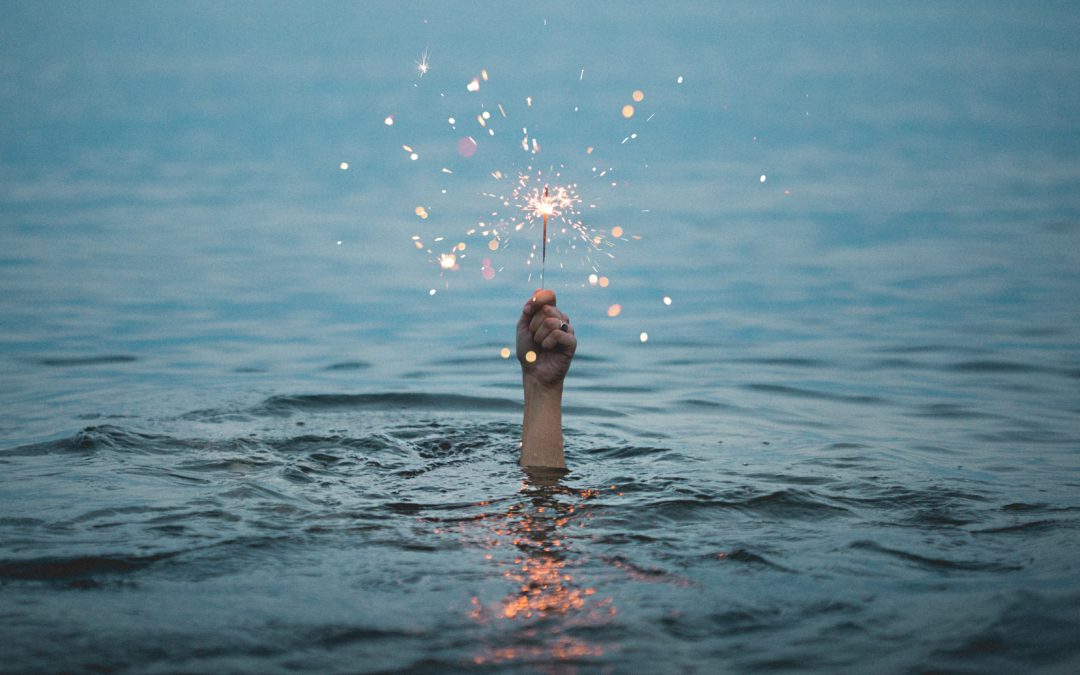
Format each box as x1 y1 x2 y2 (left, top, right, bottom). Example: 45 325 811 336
516 289 576 468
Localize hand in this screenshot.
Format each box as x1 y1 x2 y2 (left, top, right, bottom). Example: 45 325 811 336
516 289 577 388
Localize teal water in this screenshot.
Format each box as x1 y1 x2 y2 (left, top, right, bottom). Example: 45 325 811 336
2 2 1079 672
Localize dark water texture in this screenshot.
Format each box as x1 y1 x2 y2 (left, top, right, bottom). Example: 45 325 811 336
3 1 1080 673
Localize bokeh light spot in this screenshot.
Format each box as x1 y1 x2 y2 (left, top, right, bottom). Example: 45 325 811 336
607 304 622 317
457 136 478 158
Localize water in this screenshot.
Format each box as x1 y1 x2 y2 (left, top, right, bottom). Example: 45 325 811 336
3 1 1080 672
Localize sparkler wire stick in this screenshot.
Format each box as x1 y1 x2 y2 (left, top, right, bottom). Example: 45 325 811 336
541 186 548 288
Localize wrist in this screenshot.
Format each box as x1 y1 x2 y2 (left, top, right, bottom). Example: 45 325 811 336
522 372 564 399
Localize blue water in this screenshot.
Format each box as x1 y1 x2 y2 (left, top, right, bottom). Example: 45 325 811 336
2 2 1080 672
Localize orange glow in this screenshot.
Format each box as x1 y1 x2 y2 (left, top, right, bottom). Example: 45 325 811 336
598 276 610 288
467 475 614 665
524 350 537 363
607 304 622 317
632 89 644 102
611 226 624 238
621 104 634 118
500 347 511 359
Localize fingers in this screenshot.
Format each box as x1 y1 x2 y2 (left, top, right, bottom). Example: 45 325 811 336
529 304 567 334
520 290 556 326
541 327 577 353
532 314 574 351
519 289 573 354
530 289 557 307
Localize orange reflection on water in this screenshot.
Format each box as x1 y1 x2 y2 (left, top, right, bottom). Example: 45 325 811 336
468 470 614 666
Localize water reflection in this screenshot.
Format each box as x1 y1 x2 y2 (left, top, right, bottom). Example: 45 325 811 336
469 467 614 667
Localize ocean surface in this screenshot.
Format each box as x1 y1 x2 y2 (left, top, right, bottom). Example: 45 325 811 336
2 2 1080 672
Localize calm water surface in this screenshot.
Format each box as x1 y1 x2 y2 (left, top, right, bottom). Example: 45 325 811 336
2 2 1079 672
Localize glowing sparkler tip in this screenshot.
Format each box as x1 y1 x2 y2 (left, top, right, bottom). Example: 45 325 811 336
339 162 349 170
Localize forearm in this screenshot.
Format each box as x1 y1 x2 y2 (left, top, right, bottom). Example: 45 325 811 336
520 376 565 468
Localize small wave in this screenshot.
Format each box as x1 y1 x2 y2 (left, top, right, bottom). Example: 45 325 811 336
0 552 172 581
644 489 849 521
0 425 175 457
849 540 1022 572
971 520 1066 535
710 548 791 571
34 355 137 367
324 361 371 370
948 359 1079 378
734 357 831 368
905 403 995 419
582 445 674 459
931 589 1080 668
969 428 1076 445
676 398 741 411
256 392 522 415
741 383 886 405
950 359 1040 374
179 392 628 421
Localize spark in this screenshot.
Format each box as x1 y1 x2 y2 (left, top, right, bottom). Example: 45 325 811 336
415 49 431 77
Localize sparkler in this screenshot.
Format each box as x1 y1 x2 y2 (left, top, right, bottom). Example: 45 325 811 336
541 186 549 287
398 57 649 292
